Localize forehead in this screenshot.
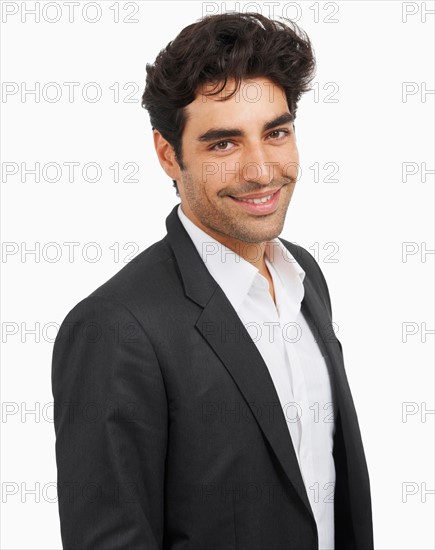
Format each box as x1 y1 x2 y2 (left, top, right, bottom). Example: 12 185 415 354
184 77 289 130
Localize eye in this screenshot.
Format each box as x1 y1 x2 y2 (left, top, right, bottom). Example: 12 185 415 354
268 129 290 140
209 140 235 152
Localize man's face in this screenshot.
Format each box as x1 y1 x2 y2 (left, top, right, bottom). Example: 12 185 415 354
176 77 300 247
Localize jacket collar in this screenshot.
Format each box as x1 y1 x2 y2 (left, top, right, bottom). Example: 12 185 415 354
176 203 305 317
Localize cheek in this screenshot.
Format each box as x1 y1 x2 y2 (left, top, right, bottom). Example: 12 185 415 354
214 160 240 185
200 163 238 192
281 147 300 180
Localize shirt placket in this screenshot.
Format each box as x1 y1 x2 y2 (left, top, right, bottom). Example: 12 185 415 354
266 260 315 492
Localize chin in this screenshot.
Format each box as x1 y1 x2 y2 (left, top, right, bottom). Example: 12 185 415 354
234 226 283 244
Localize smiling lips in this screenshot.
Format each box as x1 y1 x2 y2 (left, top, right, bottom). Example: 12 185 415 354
234 193 274 204
229 188 281 201
228 188 282 215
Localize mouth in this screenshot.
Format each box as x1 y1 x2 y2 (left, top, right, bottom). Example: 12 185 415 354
227 188 282 215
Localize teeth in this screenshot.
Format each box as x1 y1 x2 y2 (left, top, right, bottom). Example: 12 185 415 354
237 194 273 204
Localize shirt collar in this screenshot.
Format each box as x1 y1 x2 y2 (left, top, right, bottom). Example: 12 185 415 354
177 204 305 314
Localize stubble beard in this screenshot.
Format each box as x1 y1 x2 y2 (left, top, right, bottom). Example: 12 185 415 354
180 170 294 244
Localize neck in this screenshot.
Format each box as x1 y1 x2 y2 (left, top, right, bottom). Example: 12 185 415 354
180 204 269 274
222 240 268 274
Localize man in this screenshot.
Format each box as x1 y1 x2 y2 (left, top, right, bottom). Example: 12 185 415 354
52 12 373 550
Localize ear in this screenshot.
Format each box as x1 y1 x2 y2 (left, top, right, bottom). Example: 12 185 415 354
153 130 182 181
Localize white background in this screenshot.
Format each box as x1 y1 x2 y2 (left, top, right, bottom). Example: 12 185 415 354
1 1 434 548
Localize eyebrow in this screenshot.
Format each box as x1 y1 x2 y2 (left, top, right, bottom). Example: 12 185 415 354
197 112 295 143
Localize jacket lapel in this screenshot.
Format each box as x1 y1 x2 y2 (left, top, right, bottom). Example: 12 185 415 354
296 263 368 468
194 288 314 517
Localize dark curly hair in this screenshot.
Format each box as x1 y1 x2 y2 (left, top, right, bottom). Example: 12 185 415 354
141 12 316 196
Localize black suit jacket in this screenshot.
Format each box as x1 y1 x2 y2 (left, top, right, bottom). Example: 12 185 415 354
52 203 373 549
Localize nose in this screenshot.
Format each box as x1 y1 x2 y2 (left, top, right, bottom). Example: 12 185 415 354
240 143 274 186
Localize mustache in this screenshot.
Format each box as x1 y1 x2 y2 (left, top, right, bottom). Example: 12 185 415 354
221 176 295 198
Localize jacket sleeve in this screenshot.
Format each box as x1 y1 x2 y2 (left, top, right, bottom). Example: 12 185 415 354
52 295 168 549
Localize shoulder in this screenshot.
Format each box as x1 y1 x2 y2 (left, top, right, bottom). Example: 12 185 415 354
87 236 175 303
57 236 180 336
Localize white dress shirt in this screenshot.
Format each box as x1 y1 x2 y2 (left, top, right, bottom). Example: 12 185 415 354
177 205 336 549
